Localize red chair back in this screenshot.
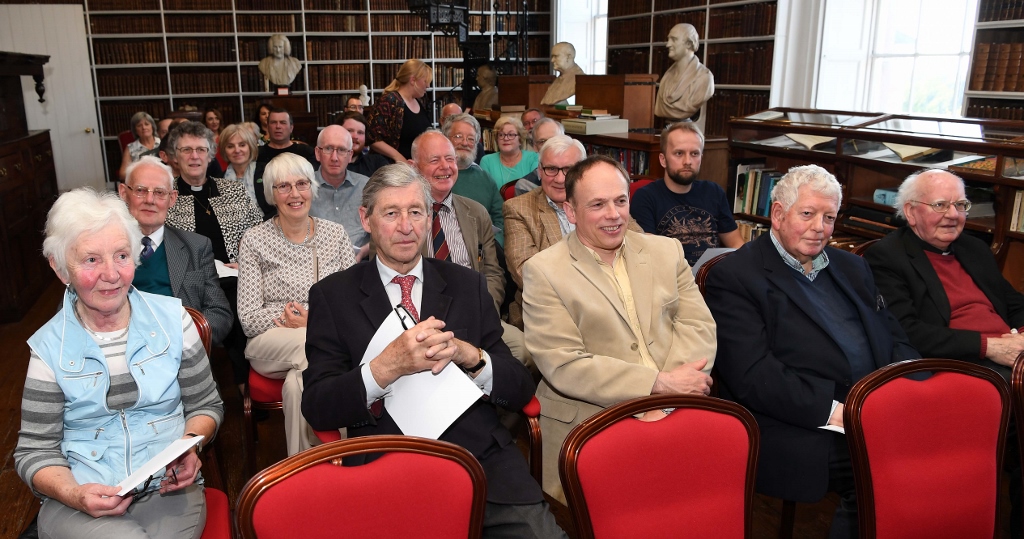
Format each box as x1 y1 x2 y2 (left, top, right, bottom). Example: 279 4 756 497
845 359 1009 539
200 488 231 539
1012 352 1024 525
628 178 654 200
236 436 487 539
500 179 518 201
560 395 758 539
118 130 135 153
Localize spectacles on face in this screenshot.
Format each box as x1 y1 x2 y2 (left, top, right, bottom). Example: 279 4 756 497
273 179 313 195
317 146 353 156
497 132 519 140
911 199 972 213
176 147 210 156
451 133 477 145
541 165 573 177
345 104 362 111
128 185 171 201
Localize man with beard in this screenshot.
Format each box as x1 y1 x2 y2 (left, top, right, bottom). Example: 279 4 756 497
338 111 391 178
631 121 742 266
443 113 504 244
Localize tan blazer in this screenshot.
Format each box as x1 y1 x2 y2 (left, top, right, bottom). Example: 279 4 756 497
522 230 717 502
503 188 643 329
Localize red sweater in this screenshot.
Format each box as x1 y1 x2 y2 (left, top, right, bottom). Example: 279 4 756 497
924 250 1010 358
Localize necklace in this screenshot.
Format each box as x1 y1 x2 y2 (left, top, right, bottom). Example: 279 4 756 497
195 196 213 216
73 301 130 341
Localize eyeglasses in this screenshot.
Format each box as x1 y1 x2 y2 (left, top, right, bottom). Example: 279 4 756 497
496 132 519 140
131 475 156 503
273 179 313 194
911 199 972 213
451 134 477 145
541 165 573 177
344 104 362 111
176 147 210 156
127 185 171 201
318 146 352 156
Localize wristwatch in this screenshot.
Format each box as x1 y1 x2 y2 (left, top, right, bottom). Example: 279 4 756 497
185 432 202 454
464 347 486 373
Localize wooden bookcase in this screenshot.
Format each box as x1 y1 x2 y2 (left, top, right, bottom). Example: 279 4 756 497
82 0 552 182
606 0 778 139
729 108 1024 289
964 0 1024 122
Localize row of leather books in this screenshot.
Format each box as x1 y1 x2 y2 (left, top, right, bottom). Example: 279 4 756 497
307 14 366 32
966 102 1024 120
705 90 770 139
706 42 775 86
308 64 369 92
305 38 370 62
101 101 171 133
978 0 1024 22
970 42 1024 92
707 1 777 39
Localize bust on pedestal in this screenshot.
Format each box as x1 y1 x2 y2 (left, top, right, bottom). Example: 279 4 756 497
654 24 714 121
473 65 499 111
258 34 302 92
540 42 586 105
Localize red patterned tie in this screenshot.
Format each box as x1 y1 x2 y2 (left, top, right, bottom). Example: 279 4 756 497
390 275 420 323
431 202 451 261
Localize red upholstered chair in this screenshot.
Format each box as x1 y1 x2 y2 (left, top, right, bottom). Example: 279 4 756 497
560 395 759 539
844 358 1010 539
628 178 654 200
695 251 734 298
236 436 487 539
244 370 285 477
1012 352 1024 522
500 179 518 201
118 130 135 153
850 238 880 257
200 487 231 539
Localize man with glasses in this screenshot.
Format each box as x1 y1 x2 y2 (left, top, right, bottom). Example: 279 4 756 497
118 155 232 345
631 121 742 266
310 125 371 261
343 94 363 113
514 118 565 196
442 113 504 244
865 169 1024 380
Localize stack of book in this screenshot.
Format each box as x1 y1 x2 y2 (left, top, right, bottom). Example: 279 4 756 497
560 108 628 135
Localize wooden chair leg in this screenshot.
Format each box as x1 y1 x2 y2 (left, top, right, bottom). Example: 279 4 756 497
243 385 256 478
779 499 796 539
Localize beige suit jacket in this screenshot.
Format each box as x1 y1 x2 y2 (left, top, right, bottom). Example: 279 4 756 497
522 230 717 502
419 194 505 312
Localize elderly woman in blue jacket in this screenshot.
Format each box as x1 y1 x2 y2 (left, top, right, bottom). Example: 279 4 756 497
14 188 224 539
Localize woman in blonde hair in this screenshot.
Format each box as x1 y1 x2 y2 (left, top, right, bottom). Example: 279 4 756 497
366 58 433 162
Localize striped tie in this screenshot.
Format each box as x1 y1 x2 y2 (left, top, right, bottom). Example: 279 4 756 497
431 202 450 262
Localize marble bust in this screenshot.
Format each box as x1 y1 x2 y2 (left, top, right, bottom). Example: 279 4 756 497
654 24 715 120
258 34 302 90
540 42 586 105
473 65 499 111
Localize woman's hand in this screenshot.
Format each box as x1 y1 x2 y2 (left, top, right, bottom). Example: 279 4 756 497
160 445 202 494
70 483 131 517
274 301 308 329
224 262 239 270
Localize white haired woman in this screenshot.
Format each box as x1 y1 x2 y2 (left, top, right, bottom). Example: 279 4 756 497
15 188 223 539
237 153 356 456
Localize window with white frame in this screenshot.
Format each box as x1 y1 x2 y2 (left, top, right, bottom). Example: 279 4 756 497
555 0 608 76
816 0 977 116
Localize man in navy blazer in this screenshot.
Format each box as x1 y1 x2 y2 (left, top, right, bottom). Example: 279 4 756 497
302 163 566 539
704 165 918 539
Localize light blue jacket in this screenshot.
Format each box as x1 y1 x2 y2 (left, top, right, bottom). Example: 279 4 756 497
27 288 185 491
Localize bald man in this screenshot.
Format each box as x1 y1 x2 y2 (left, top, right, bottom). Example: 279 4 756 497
310 125 370 260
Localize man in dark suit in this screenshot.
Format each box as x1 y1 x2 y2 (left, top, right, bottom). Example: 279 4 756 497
864 169 1024 380
301 163 566 539
704 164 918 539
119 156 232 345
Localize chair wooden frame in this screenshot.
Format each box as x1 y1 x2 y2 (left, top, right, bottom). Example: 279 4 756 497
844 358 1011 539
694 251 734 298
243 371 284 477
1010 351 1024 530
235 435 488 539
850 238 880 257
559 394 760 539
522 395 543 484
184 306 212 355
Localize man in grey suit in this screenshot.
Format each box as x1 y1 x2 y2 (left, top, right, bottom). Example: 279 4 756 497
119 156 233 345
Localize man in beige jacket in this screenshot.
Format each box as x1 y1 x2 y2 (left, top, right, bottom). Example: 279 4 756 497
522 154 717 503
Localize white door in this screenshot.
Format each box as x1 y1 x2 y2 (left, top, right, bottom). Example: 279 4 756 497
0 5 105 191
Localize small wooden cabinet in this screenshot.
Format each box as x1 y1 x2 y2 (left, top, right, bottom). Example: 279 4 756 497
0 52 56 322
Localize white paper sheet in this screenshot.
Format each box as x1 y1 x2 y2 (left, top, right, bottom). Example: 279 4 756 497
116 435 204 496
818 424 845 434
214 260 238 279
361 308 484 439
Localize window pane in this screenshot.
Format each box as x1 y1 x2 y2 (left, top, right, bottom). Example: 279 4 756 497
868 57 914 112
918 0 974 54
874 0 921 55
909 56 963 115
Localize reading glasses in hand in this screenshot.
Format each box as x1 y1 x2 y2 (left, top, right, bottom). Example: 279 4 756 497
273 179 313 194
911 199 972 213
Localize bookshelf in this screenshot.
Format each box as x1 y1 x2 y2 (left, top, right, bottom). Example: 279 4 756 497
729 108 1024 289
606 0 779 139
82 0 552 182
965 0 1024 121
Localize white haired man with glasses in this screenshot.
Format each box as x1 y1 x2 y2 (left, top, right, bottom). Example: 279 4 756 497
310 124 371 261
865 168 1024 380
442 113 504 244
119 156 233 346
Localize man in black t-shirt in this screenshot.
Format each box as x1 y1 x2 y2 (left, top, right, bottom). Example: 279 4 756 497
630 121 742 266
256 108 317 168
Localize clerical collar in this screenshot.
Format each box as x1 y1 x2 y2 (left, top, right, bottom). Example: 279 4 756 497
908 228 954 255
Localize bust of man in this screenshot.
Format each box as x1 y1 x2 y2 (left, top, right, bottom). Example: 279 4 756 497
541 42 586 105
654 24 715 120
473 65 499 111
259 34 302 90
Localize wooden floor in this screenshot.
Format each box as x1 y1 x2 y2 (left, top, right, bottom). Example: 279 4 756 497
0 278 1013 538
